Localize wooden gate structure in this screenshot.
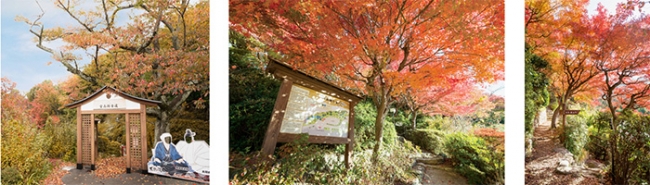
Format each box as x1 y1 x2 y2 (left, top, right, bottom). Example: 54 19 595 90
65 86 160 173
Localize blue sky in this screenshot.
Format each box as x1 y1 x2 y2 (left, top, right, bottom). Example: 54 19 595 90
0 0 183 94
1 0 78 93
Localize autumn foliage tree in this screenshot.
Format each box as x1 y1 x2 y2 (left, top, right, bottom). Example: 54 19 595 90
587 2 650 183
526 0 601 129
26 80 67 127
527 0 650 183
400 71 485 129
1 78 31 123
19 0 209 144
1 78 52 184
230 0 504 161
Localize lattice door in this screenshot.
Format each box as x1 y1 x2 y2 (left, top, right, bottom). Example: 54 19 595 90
129 113 143 170
81 114 92 165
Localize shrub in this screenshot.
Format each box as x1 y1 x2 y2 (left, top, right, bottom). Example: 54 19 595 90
1 167 22 185
423 115 452 131
610 111 650 184
229 31 282 154
170 117 210 144
42 117 77 161
353 100 398 151
403 129 445 155
392 110 419 134
230 135 418 184
564 115 589 162
444 133 504 185
1 120 52 185
585 112 612 161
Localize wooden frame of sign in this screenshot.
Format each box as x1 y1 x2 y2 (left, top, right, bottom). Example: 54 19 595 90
66 86 160 173
261 59 362 168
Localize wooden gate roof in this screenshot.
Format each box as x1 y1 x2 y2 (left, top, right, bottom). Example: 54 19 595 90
65 86 161 108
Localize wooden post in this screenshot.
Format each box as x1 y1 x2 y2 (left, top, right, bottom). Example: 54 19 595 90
261 78 294 157
141 105 147 171
90 114 95 170
76 108 82 169
345 104 356 169
125 113 131 173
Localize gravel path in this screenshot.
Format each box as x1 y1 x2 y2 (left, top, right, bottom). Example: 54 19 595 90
411 152 468 185
525 119 605 185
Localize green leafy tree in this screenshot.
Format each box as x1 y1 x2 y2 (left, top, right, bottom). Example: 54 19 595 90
229 31 281 153
524 44 550 155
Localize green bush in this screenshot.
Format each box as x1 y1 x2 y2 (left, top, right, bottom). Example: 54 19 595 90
1 167 22 185
404 129 445 155
444 133 504 185
391 110 418 134
423 115 452 131
98 136 123 157
229 31 281 154
525 45 550 157
230 135 418 184
42 117 77 161
564 114 589 162
586 112 611 161
353 100 398 151
170 118 210 144
1 120 52 185
610 111 650 184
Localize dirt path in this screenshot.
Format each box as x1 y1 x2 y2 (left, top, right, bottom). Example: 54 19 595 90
411 153 468 185
525 120 604 185
419 164 467 185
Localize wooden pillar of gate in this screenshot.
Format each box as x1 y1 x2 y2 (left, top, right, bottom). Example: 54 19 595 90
126 110 146 173
141 105 147 171
76 107 82 169
90 114 96 170
126 113 131 173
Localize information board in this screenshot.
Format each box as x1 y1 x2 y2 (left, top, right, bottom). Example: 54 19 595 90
279 84 349 138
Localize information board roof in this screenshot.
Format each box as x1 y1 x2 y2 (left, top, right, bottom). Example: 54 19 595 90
266 58 363 104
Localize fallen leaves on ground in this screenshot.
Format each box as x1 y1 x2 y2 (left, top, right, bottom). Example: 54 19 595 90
94 156 127 179
41 159 74 185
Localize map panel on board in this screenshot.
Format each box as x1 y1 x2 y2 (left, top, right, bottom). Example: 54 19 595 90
279 84 350 138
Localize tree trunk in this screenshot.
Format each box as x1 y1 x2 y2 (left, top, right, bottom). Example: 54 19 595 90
372 98 389 162
610 113 622 184
411 109 418 130
561 103 567 130
551 105 560 128
150 92 192 145
153 110 171 145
